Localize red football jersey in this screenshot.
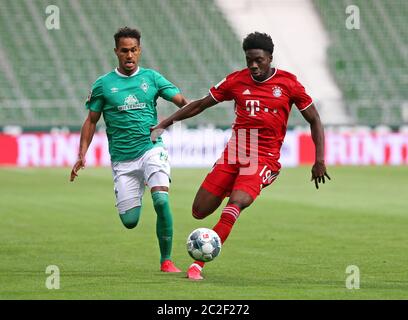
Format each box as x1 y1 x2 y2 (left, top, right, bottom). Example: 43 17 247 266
209 68 312 160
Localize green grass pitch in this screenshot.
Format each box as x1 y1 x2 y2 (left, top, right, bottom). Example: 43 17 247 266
1 166 407 299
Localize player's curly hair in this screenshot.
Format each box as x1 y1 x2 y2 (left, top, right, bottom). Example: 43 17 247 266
114 27 141 47
242 32 274 54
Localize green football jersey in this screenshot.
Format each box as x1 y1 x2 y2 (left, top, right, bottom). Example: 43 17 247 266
85 67 180 161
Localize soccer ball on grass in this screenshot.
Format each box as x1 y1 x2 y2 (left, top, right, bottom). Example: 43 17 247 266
186 228 222 262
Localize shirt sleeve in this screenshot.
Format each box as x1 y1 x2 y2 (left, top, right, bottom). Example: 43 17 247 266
291 77 313 111
85 77 104 112
155 72 181 101
209 73 236 102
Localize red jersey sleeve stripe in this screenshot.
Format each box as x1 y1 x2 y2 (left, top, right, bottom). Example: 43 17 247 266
208 89 221 103
299 101 313 112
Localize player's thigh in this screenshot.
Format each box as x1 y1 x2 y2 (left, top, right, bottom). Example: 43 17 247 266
193 162 237 216
143 147 171 188
111 161 145 213
147 172 170 191
232 164 280 203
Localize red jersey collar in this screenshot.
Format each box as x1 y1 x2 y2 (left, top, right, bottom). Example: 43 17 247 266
250 68 277 83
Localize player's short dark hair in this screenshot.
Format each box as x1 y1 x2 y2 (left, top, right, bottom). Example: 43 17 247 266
114 27 141 47
242 32 274 54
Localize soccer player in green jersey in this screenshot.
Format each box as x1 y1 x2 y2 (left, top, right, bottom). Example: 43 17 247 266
70 27 187 273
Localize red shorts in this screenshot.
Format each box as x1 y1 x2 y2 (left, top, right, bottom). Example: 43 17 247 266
201 157 280 201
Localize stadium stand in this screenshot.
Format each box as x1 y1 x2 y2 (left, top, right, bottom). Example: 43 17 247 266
1 0 407 129
0 0 243 129
313 0 408 127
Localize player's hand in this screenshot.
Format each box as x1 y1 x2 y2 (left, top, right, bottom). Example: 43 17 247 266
150 124 165 142
70 155 86 182
311 160 331 189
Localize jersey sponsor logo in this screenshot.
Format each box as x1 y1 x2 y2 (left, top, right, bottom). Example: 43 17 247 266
242 89 251 95
140 79 149 93
125 94 138 105
118 94 146 111
272 86 282 97
245 100 260 116
110 87 119 93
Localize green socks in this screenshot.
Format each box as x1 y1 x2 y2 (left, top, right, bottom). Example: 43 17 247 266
119 206 142 229
152 191 173 263
119 192 174 263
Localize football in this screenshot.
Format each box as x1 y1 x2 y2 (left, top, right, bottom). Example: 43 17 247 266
186 228 222 262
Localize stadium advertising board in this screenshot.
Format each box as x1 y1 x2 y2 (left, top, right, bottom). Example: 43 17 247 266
0 130 407 167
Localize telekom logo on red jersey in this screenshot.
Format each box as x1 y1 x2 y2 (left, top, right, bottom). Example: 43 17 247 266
245 100 260 116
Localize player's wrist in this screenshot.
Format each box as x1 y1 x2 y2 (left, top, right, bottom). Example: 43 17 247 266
159 120 172 130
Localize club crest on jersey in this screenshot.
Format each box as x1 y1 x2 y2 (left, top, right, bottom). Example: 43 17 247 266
140 79 149 93
272 86 282 97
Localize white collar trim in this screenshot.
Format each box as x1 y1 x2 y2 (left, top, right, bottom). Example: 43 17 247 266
115 66 140 78
251 68 277 83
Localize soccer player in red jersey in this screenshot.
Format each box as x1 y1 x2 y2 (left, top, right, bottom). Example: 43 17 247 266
151 32 331 280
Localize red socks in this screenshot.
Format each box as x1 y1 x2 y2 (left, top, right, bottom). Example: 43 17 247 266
213 204 240 244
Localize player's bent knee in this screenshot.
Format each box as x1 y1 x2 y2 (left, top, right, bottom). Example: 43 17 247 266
151 191 169 215
192 212 205 220
192 205 210 220
119 206 142 229
123 221 138 229
153 196 167 210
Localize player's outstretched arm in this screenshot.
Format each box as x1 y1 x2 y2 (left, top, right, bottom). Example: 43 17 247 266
301 104 331 189
70 111 101 182
171 93 189 108
151 94 217 141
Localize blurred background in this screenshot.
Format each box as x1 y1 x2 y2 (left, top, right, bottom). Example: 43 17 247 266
0 0 408 166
